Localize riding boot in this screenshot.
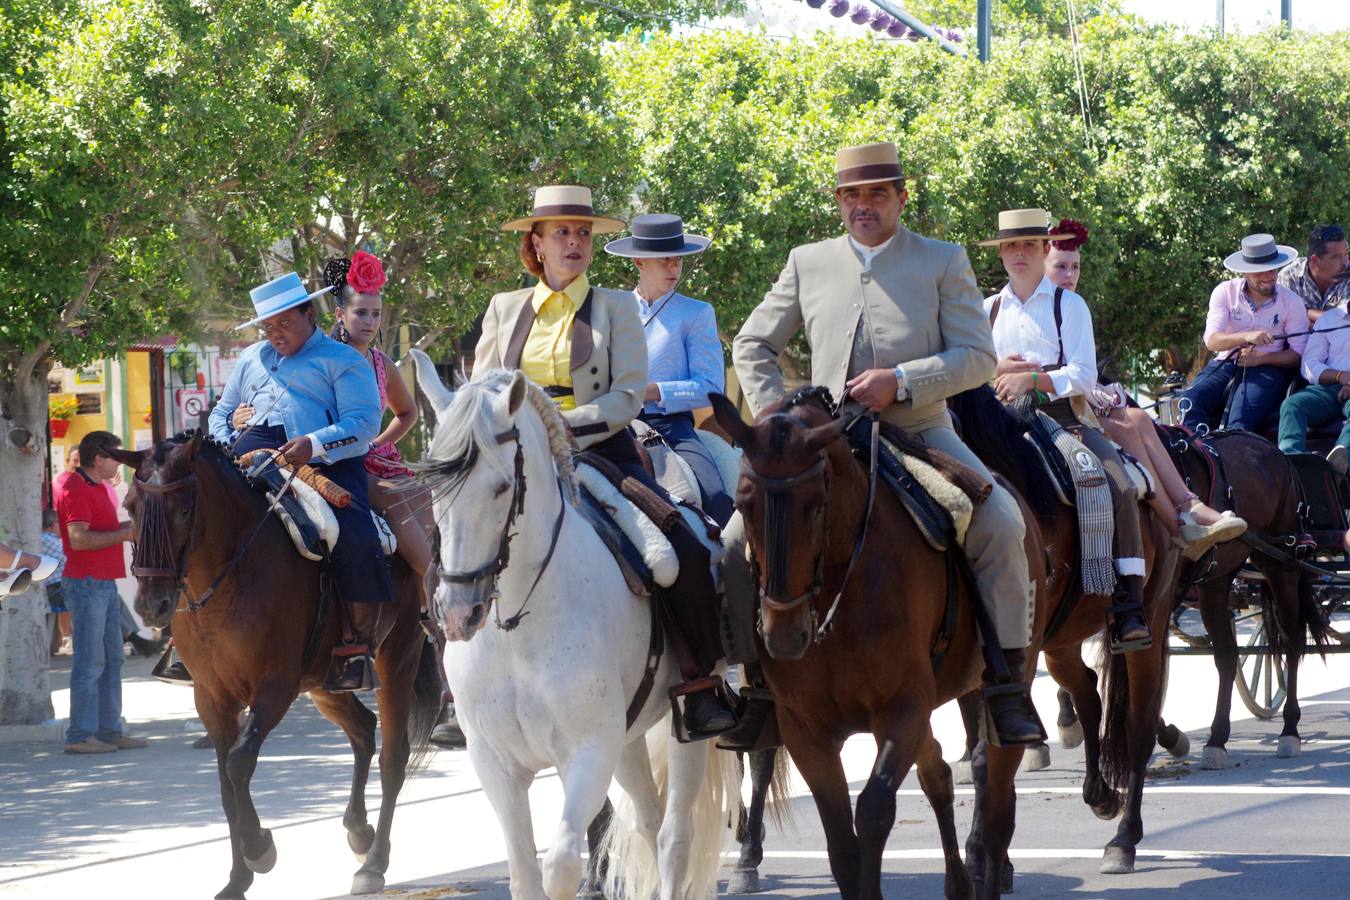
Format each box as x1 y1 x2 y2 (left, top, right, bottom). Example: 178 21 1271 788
429 692 467 749
981 648 1045 747
327 602 381 693
1108 574 1151 654
681 685 738 737
152 644 193 685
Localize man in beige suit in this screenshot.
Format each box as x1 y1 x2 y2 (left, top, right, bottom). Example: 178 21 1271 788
731 142 1041 742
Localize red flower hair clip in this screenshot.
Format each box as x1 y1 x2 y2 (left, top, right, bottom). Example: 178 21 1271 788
347 251 387 295
1052 219 1089 252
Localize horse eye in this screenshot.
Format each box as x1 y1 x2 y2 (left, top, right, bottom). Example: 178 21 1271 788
492 482 510 498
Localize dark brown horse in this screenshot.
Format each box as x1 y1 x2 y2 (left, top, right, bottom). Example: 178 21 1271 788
111 433 440 900
1160 426 1330 767
949 385 1181 877
713 388 1052 900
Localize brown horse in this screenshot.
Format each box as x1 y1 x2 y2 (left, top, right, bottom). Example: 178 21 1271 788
1160 426 1330 767
949 385 1181 877
713 388 1051 900
111 433 440 900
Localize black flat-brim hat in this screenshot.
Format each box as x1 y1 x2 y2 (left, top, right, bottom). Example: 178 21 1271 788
604 213 710 259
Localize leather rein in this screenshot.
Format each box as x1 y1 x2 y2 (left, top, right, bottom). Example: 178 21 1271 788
433 425 566 632
741 415 880 643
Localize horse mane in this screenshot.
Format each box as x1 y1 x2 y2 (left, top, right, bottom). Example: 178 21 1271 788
781 385 836 416
418 370 579 505
948 385 1055 517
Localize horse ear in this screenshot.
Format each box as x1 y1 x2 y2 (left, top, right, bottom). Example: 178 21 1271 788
104 446 146 470
803 417 848 454
185 431 204 461
410 349 455 418
709 393 753 449
506 370 528 416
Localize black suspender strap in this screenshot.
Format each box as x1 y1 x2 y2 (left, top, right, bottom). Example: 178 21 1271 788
988 287 1066 369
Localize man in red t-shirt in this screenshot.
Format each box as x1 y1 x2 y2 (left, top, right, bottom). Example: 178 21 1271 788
54 431 148 754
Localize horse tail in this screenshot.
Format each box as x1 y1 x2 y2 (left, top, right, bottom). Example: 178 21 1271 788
403 637 444 776
763 745 796 831
601 727 738 899
1096 640 1133 792
1271 571 1331 661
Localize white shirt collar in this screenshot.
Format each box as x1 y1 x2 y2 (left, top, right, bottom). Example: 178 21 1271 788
848 233 895 269
1001 275 1056 305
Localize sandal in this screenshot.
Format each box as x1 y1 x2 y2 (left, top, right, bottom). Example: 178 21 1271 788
0 547 57 582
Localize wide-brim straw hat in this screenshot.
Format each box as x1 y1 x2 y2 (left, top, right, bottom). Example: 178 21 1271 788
500 184 626 234
1223 233 1298 273
976 208 1074 247
604 214 710 259
236 272 332 330
833 141 908 190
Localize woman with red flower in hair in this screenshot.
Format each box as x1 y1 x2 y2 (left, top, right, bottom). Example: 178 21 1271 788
1046 220 1247 559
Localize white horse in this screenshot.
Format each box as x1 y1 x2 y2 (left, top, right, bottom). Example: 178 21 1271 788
412 355 734 900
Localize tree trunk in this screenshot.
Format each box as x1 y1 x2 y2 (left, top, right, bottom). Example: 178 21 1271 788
0 366 55 725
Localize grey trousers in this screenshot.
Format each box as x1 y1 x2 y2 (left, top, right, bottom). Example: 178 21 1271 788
721 421 1035 651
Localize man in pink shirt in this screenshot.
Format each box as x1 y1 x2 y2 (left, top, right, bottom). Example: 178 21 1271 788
1180 233 1308 433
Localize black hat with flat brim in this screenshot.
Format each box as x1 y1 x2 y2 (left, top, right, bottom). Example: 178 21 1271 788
604 214 710 259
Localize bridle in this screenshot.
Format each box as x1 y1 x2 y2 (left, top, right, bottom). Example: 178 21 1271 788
741 414 879 644
433 425 565 632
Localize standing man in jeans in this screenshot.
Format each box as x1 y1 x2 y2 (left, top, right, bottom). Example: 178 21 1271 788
54 431 148 754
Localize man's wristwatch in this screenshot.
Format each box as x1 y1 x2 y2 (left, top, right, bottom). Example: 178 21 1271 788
893 365 908 402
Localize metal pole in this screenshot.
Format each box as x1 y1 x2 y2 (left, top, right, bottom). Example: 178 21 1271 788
1281 0 1292 27
978 0 991 62
870 0 967 58
1216 0 1224 36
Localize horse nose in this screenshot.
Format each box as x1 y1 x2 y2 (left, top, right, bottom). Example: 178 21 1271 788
464 602 487 632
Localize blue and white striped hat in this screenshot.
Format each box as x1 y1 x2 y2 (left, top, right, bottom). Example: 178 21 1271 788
236 272 333 330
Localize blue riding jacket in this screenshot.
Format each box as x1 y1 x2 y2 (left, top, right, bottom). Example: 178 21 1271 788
208 327 380 464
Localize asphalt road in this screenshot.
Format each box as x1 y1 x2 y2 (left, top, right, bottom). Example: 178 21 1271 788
4 628 1350 899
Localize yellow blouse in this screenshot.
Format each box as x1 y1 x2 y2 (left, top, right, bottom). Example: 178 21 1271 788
519 274 589 411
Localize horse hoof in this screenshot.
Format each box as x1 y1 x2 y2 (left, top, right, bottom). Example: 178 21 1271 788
1100 844 1136 875
1162 727 1190 758
953 758 974 785
1277 735 1301 758
243 831 276 874
727 867 761 893
1090 791 1123 821
213 878 250 900
1000 859 1014 893
1058 719 1084 750
347 824 375 861
1200 746 1229 770
351 869 385 895
1020 743 1051 773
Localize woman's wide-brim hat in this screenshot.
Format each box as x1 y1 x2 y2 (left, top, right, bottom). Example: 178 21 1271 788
604 213 710 259
833 141 909 190
1223 233 1298 273
500 184 626 234
977 208 1074 247
236 272 332 331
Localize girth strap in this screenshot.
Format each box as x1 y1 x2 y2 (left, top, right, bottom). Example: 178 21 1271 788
624 582 665 730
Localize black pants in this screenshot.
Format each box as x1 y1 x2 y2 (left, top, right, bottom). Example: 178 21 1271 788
590 430 722 676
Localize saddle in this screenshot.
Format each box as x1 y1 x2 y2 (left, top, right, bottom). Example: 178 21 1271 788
844 418 984 552
238 451 396 562
630 419 741 513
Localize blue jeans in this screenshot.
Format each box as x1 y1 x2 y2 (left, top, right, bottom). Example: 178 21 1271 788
1180 358 1292 433
64 577 125 744
1278 383 1350 453
639 412 735 527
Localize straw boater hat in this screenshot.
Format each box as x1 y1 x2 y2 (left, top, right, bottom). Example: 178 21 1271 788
236 272 332 330
500 184 626 234
833 141 906 190
604 214 710 258
977 209 1074 247
1223 233 1298 273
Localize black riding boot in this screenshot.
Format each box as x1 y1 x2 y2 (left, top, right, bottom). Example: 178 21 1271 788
681 683 738 737
1108 574 1151 654
981 648 1046 747
153 644 193 685
327 602 381 693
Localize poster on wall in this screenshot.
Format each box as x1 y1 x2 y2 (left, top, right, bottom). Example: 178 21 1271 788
213 353 238 388
76 394 102 416
176 388 209 429
47 370 65 394
72 366 103 393
133 429 153 451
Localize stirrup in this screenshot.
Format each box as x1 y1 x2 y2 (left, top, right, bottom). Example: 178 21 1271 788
669 676 737 744
980 681 1047 748
1107 601 1152 655
322 645 380 693
715 685 780 753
